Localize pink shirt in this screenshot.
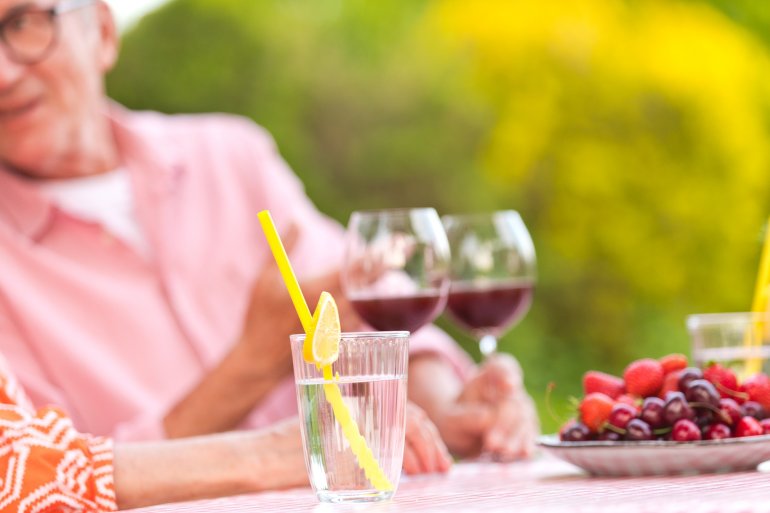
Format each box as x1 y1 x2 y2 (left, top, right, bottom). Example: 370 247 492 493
0 105 472 441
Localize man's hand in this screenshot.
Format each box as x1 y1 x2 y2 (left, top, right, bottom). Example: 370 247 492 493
454 354 539 460
237 226 363 381
164 226 361 437
402 402 452 475
162 255 305 437
408 353 539 462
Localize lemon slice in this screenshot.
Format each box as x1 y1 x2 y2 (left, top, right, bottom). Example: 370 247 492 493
303 291 340 366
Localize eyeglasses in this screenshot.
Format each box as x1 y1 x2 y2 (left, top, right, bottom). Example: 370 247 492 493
0 0 97 65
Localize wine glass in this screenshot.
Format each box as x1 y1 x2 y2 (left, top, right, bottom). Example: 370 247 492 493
342 208 450 333
442 210 536 357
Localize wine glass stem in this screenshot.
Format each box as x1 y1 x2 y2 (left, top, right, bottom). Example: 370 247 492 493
479 334 498 358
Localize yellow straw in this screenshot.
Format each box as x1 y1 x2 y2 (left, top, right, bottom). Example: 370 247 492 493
745 216 770 375
257 211 393 491
321 366 393 490
750 217 770 314
257 212 313 333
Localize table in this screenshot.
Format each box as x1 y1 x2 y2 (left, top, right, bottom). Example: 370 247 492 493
125 456 770 512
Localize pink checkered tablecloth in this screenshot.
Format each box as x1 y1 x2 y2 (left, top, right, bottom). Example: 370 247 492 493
123 456 770 512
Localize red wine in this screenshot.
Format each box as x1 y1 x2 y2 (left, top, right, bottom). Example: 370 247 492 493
447 282 534 335
350 292 446 333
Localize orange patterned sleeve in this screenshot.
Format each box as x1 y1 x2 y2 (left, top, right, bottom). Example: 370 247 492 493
0 357 116 513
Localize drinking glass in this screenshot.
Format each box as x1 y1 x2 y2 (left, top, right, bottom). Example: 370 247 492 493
442 210 536 357
687 312 770 377
291 331 409 503
342 208 450 333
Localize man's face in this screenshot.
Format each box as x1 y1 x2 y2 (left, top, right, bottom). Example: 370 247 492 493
0 0 117 176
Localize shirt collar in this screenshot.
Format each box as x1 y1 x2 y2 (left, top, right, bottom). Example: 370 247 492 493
109 102 186 195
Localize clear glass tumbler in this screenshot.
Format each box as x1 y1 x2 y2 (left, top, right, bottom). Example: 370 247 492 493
290 331 409 503
687 312 770 377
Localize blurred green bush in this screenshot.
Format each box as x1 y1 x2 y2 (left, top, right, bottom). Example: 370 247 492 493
108 0 770 432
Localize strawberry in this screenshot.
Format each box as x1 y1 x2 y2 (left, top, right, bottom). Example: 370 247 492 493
578 392 615 433
735 416 763 437
659 353 688 374
616 393 641 410
582 370 624 399
703 363 740 400
623 358 664 397
658 369 682 399
741 373 770 411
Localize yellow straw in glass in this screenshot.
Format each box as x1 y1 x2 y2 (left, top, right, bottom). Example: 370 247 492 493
257 211 393 491
745 216 770 375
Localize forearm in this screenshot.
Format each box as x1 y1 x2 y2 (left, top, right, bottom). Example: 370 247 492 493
113 419 307 510
163 341 286 438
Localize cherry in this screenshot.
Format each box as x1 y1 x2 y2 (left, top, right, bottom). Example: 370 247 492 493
741 401 767 420
671 419 701 441
664 391 695 425
735 416 763 438
677 367 704 392
597 430 622 441
719 398 742 426
640 397 666 429
561 422 592 442
703 423 731 440
685 379 720 408
695 408 715 428
607 403 637 430
625 418 653 441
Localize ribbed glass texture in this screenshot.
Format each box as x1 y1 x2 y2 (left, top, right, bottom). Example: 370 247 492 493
290 331 409 503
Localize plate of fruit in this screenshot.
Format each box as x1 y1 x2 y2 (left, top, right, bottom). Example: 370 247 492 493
537 354 770 476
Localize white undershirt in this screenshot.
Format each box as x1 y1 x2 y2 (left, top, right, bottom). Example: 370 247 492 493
35 168 151 258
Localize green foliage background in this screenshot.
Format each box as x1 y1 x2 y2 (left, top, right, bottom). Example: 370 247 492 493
107 0 770 432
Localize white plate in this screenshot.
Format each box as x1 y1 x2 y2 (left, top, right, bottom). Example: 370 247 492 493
537 434 770 476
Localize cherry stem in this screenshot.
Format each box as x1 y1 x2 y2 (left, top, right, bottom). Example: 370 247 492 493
604 423 626 435
545 382 567 424
713 381 749 402
603 424 671 436
688 401 732 425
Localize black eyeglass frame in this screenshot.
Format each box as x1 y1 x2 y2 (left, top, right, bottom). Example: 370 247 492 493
0 0 97 64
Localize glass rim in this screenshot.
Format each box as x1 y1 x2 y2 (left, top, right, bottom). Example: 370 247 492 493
290 330 410 343
349 207 438 218
441 209 522 220
686 312 770 329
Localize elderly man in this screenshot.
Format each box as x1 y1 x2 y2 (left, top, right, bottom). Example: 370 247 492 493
0 0 537 494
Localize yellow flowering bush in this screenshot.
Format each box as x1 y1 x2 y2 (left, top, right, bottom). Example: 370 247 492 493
425 0 770 371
